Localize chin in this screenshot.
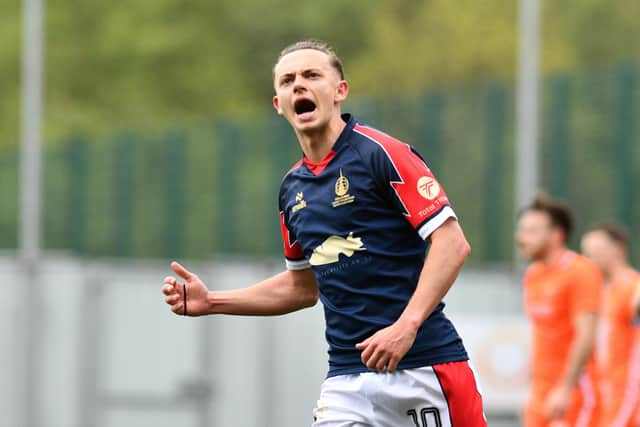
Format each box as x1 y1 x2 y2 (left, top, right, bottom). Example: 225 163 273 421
519 248 535 261
294 118 324 133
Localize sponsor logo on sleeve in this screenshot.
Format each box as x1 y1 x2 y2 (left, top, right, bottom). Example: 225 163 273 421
417 176 440 200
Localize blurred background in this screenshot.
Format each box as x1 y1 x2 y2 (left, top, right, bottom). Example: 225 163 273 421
1 0 638 426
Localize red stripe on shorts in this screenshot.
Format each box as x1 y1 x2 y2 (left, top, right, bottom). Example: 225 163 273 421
433 361 487 427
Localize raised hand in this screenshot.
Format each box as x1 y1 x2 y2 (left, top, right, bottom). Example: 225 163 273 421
161 261 210 316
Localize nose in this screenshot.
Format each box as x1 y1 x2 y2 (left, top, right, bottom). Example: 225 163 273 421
293 78 307 94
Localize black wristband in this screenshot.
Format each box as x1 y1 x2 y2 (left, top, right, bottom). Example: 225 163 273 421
183 284 187 316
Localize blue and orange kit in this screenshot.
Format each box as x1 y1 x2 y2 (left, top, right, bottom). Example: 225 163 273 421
279 114 468 377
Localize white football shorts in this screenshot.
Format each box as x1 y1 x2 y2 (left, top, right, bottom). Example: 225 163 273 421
312 360 486 427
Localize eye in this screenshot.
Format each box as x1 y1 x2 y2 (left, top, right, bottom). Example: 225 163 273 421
280 76 293 86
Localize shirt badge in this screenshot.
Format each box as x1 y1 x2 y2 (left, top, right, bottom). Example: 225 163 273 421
332 169 355 208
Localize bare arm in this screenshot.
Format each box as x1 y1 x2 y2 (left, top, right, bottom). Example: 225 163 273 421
561 312 598 388
544 311 597 419
631 280 640 318
356 218 470 371
397 218 471 329
162 262 318 317
208 269 318 315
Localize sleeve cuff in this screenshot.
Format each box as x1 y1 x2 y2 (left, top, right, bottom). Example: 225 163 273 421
417 205 457 240
285 258 311 270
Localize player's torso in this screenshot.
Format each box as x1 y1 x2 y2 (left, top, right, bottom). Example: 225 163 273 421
279 120 467 375
524 253 592 383
281 146 424 269
281 138 428 332
524 259 575 334
597 273 640 390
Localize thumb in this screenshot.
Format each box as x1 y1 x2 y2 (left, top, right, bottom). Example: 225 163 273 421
171 261 194 281
355 337 371 349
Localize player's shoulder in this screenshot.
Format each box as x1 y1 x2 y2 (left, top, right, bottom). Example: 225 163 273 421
279 159 304 183
616 274 640 303
570 252 598 272
285 159 304 175
523 261 545 283
351 122 413 158
620 269 640 290
350 121 432 174
278 159 304 198
566 252 603 282
352 122 406 148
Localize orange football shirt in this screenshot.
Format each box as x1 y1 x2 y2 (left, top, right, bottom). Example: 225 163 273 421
524 250 603 426
597 270 640 427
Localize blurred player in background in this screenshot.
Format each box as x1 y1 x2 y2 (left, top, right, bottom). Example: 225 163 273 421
581 224 640 427
516 195 602 427
162 40 486 426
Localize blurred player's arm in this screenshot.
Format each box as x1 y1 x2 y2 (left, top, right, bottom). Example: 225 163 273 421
545 311 598 419
162 261 318 317
357 218 470 372
545 260 602 419
564 312 598 386
631 280 640 319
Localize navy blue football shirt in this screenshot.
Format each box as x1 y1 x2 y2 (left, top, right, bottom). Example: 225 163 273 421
279 114 468 377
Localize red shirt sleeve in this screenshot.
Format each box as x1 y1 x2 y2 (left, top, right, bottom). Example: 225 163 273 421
279 211 310 270
354 124 456 240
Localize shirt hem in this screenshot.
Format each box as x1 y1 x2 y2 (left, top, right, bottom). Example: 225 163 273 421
326 352 469 378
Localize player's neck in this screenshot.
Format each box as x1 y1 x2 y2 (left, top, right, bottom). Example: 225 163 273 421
296 114 346 163
542 245 568 267
606 260 633 283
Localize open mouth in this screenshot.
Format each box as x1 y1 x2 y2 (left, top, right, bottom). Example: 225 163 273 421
294 98 317 116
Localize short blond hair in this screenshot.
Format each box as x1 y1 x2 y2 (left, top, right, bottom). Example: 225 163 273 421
273 39 344 80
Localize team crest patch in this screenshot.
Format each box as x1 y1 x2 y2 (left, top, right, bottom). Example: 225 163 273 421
417 176 440 200
332 169 355 207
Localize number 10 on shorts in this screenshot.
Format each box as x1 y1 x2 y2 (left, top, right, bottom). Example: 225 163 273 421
407 407 442 427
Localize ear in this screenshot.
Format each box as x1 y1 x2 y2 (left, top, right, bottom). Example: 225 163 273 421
273 95 283 115
334 80 349 104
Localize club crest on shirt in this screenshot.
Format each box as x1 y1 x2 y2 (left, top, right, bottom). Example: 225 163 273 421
292 192 307 213
332 169 355 208
417 176 440 200
309 232 366 266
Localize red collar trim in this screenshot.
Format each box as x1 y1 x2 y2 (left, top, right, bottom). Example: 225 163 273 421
303 150 336 176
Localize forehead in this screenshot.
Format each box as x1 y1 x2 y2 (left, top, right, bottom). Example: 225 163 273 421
274 49 334 77
581 230 611 247
519 210 551 227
